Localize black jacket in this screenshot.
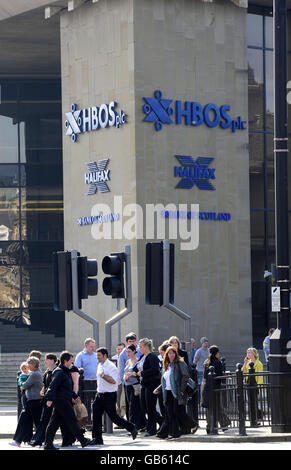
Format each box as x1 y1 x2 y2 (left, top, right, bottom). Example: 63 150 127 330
141 353 161 386
178 349 189 365
46 364 78 402
201 357 224 408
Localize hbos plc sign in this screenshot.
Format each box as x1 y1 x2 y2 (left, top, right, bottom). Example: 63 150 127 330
65 102 127 142
143 89 247 132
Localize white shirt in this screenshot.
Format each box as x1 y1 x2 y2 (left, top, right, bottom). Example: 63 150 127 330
97 359 119 393
164 366 172 390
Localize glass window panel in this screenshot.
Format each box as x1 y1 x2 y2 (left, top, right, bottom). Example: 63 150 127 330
265 14 273 49
18 81 61 102
0 241 22 265
22 241 63 264
251 248 266 281
249 133 264 170
267 211 275 249
251 210 265 249
0 309 23 324
0 165 19 187
248 49 264 130
0 103 19 163
251 281 268 346
21 148 62 165
265 51 274 131
0 81 18 102
19 103 62 150
0 265 20 308
22 164 63 187
22 265 54 307
0 188 19 240
250 172 264 209
247 14 263 47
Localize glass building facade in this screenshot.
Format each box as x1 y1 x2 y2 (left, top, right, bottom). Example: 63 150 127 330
248 5 278 346
0 80 64 337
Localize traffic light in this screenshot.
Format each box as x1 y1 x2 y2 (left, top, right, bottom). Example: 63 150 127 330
145 242 174 306
77 256 98 308
53 251 98 311
102 253 125 299
53 251 73 311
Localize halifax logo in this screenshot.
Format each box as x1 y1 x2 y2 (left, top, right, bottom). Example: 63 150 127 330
143 90 247 133
174 155 216 190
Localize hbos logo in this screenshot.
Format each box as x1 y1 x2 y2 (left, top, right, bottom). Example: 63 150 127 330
65 102 127 142
143 90 247 133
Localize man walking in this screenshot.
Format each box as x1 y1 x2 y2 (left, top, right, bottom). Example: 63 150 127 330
91 348 137 445
43 351 92 450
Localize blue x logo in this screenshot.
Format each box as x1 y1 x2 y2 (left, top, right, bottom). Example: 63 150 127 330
174 155 216 190
143 90 173 131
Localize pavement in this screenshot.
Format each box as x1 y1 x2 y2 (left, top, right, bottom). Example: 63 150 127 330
2 407 291 444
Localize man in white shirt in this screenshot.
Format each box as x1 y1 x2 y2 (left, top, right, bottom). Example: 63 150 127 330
91 348 137 445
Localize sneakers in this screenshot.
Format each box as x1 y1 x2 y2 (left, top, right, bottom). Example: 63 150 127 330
8 441 21 448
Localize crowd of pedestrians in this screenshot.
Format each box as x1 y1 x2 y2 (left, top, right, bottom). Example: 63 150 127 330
8 329 272 449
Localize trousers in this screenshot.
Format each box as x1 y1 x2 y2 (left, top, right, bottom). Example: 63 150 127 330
14 399 42 444
92 392 135 440
44 399 86 447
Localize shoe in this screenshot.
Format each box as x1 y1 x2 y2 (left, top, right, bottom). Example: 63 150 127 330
88 438 104 446
191 426 198 434
43 445 59 450
131 426 138 440
81 438 93 448
29 440 41 447
8 441 21 447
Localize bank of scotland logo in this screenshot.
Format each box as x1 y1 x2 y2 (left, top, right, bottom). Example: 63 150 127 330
85 159 110 195
143 90 173 131
174 155 216 190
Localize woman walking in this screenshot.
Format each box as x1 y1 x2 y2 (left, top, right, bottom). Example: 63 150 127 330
201 345 230 434
155 346 193 439
137 338 163 436
123 344 146 431
9 356 43 447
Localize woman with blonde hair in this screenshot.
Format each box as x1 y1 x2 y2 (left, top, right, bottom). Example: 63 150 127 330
243 348 263 384
168 336 189 365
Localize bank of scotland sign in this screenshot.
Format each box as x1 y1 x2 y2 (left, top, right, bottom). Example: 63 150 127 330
143 90 247 133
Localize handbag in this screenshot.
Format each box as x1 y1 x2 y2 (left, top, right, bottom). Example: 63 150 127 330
178 361 196 397
132 383 142 396
74 400 88 428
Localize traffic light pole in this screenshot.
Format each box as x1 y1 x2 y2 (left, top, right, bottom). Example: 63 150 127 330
105 245 132 356
71 250 99 346
162 240 191 358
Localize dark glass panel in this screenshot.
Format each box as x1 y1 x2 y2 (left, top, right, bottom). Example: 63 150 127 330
22 164 63 187
21 149 62 165
18 80 62 102
22 241 63 265
265 14 273 49
0 104 19 163
265 51 274 131
251 281 269 348
19 106 62 151
250 210 265 249
249 133 264 171
0 165 19 187
247 13 263 47
0 265 20 308
250 172 264 209
0 188 19 240
22 265 54 307
0 241 23 265
248 49 264 130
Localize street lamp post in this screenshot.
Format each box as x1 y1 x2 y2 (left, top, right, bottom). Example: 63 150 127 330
269 0 291 432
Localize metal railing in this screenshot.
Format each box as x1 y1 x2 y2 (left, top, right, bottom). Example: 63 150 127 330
203 362 291 435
